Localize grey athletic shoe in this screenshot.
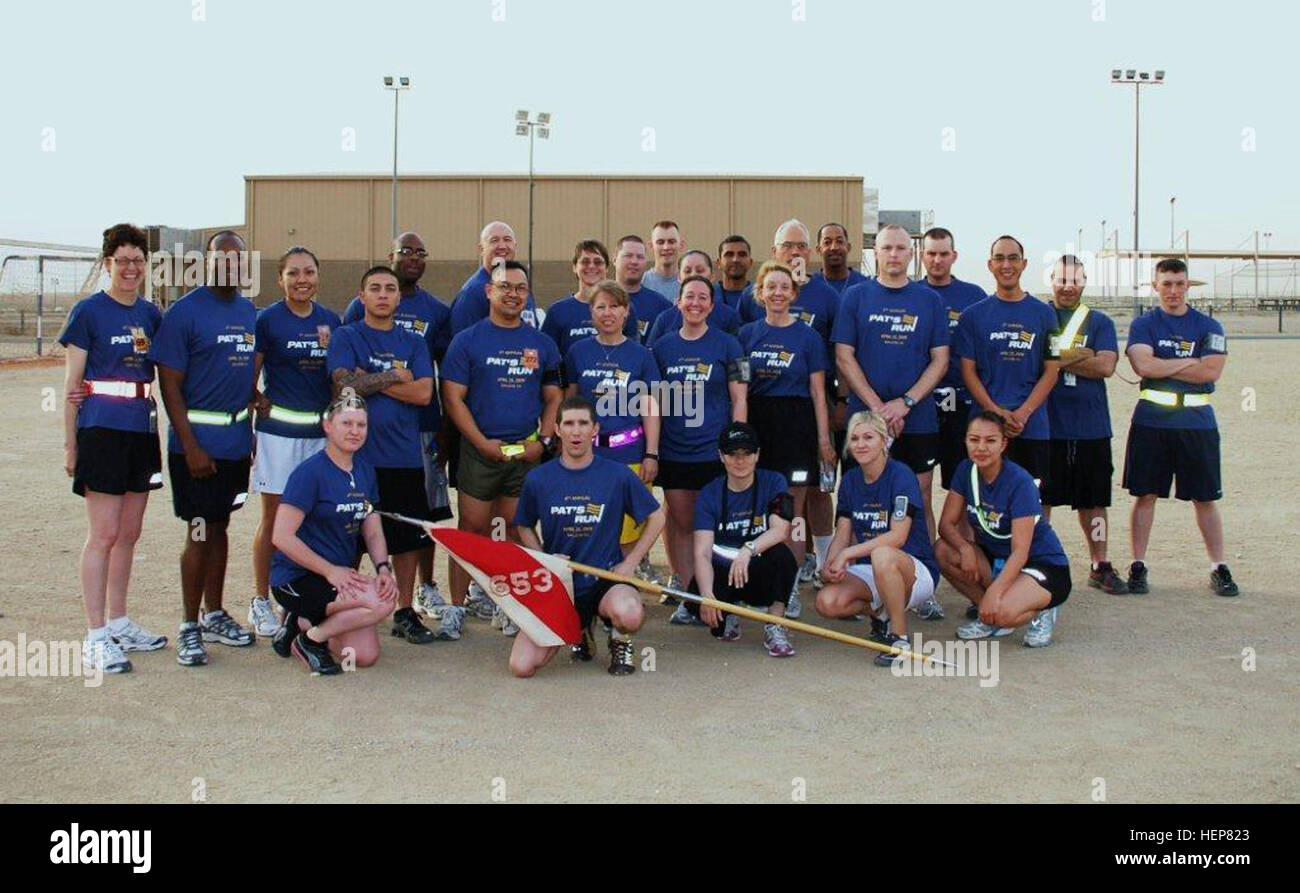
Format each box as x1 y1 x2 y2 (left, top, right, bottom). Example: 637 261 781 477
763 624 795 657
414 582 446 618
432 604 465 641
955 619 1015 640
914 596 945 621
176 622 208 667
111 618 167 652
247 597 280 637
669 603 701 625
83 636 132 674
200 609 254 646
492 605 519 637
464 583 497 620
1023 607 1058 648
785 588 803 619
720 612 741 642
798 553 817 584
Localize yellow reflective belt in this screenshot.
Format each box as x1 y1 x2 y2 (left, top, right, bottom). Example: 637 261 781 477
267 405 323 425
1050 303 1090 354
1138 389 1211 408
187 408 250 426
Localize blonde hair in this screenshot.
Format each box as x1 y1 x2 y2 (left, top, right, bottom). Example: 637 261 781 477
843 410 891 461
753 260 801 308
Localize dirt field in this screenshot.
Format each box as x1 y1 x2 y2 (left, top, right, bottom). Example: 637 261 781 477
2 342 1297 804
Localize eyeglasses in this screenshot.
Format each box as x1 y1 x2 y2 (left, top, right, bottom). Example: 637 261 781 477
111 257 147 267
494 283 530 296
396 248 428 258
778 242 809 252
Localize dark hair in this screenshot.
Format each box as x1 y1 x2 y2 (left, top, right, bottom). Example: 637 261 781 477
359 265 398 291
616 234 645 251
966 409 1008 435
990 234 1025 257
922 227 955 249
571 238 610 267
206 229 244 252
101 223 148 260
678 275 715 304
717 234 751 255
1057 254 1084 267
1155 257 1188 276
651 220 679 233
816 222 848 243
681 249 713 272
278 245 320 276
558 395 597 423
491 259 531 282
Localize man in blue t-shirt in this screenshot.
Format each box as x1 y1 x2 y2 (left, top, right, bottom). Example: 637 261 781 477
1041 256 1126 594
149 230 259 666
443 260 564 618
327 266 437 644
450 221 540 334
513 397 665 677
956 234 1061 491
641 220 684 301
715 235 755 310
919 227 989 491
614 235 673 344
1122 257 1237 597
812 222 870 295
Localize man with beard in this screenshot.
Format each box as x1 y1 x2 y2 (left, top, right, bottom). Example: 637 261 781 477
715 235 755 310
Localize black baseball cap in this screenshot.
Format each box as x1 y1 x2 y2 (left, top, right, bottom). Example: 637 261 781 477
718 422 760 454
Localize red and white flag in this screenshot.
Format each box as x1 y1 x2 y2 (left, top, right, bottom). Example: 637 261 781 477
426 528 581 647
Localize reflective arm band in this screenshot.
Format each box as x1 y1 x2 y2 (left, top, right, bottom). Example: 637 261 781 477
187 408 251 426
267 405 324 425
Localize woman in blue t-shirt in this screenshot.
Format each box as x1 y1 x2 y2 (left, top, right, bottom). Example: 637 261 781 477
817 411 940 665
270 390 397 675
935 410 1072 647
59 223 167 675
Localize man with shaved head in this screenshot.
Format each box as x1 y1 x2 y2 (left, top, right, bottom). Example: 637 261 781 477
450 221 540 334
812 222 869 296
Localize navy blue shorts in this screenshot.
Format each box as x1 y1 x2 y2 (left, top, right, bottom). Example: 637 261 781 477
1123 424 1222 502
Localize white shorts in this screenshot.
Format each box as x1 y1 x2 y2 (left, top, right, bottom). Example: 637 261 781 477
251 431 326 495
846 555 936 614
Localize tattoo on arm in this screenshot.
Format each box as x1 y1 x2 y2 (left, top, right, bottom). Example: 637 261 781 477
333 367 402 398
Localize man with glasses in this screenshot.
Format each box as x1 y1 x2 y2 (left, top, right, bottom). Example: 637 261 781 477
812 223 869 296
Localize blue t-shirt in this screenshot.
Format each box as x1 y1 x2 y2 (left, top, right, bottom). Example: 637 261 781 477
565 337 661 464
58 291 162 434
326 321 433 469
441 319 562 442
514 456 660 597
450 267 540 334
1127 306 1226 431
1046 304 1118 440
641 269 680 302
148 286 257 460
270 450 379 588
832 278 949 434
738 319 828 399
694 468 790 550
646 300 742 346
541 295 639 358
344 289 452 433
738 274 839 349
652 328 743 463
813 269 870 296
955 295 1060 440
926 277 988 402
951 458 1068 565
629 286 673 344
255 301 342 439
835 458 939 586
715 281 752 311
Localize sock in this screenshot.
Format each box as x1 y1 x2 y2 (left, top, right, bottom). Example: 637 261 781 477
88 625 109 641
609 627 631 643
107 615 130 633
813 535 833 569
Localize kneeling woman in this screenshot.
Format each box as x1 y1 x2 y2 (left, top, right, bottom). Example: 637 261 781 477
270 390 397 674
934 410 1071 647
690 423 799 657
815 412 940 666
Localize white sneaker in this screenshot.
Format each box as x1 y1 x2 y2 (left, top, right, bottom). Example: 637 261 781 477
797 553 817 584
1023 607 1058 648
432 605 465 641
786 588 803 619
492 606 519 637
464 583 496 620
955 619 1015 640
415 582 445 619
111 618 167 652
247 597 281 638
83 636 131 674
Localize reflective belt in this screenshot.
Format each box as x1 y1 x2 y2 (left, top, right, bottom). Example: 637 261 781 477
187 408 250 426
267 405 323 426
86 380 151 399
500 430 540 459
1049 303 1090 354
970 463 1037 541
599 425 644 449
1138 389 1211 408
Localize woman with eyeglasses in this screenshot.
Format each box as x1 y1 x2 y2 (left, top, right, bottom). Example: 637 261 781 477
543 239 637 359
59 223 167 675
247 246 342 639
935 410 1071 648
270 389 397 676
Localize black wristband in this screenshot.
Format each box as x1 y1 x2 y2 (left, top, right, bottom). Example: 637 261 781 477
642 452 659 461
375 560 393 574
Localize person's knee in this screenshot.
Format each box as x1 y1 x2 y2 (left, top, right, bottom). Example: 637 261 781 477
85 526 118 554
351 643 380 668
609 595 644 632
509 654 538 678
870 546 902 571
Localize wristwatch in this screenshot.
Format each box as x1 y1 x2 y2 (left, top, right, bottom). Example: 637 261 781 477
742 541 758 557
901 394 916 408
540 436 557 458
375 560 393 575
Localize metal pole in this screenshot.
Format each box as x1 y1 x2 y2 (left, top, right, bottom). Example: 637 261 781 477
391 89 399 240
1100 220 1106 297
36 256 44 357
1254 230 1259 304
1132 82 1141 317
527 125 535 274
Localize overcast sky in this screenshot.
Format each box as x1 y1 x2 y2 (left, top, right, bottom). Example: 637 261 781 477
2 0 1294 290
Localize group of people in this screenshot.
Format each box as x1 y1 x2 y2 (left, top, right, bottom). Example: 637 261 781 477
59 216 1237 680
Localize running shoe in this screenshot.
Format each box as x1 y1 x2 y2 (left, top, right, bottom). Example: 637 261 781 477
433 605 465 641
873 633 910 667
720 613 741 642
956 619 1015 640
390 607 435 644
176 621 208 667
272 612 297 658
1126 561 1150 595
292 631 342 676
572 626 594 662
763 624 795 657
798 553 817 584
607 634 636 676
492 606 519 637
811 570 827 590
414 582 446 618
111 618 167 652
247 597 280 637
1088 562 1129 595
200 609 254 647
1210 565 1240 597
669 603 701 625
636 556 659 584
786 588 803 619
914 596 945 621
868 615 891 644
659 575 682 606
464 583 497 620
83 636 131 674
1023 607 1059 648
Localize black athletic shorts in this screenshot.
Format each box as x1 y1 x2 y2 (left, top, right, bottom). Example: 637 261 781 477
1043 438 1113 509
576 578 617 629
1122 423 1222 502
888 432 941 477
685 542 799 633
657 458 724 492
74 426 162 497
375 466 434 555
1005 437 1050 493
750 395 819 488
272 571 336 626
936 398 971 490
168 453 251 523
979 546 1071 609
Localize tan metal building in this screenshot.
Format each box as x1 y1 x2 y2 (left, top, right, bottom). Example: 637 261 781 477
242 174 865 312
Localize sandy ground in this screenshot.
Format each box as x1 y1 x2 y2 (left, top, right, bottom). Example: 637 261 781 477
1 343 1297 804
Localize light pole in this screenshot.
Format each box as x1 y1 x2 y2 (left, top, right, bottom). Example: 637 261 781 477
1264 231 1273 299
1170 196 1176 248
383 76 411 241
1100 219 1106 297
1111 68 1165 315
514 110 552 275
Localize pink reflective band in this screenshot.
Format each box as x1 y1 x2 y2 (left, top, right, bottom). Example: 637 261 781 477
606 426 645 449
